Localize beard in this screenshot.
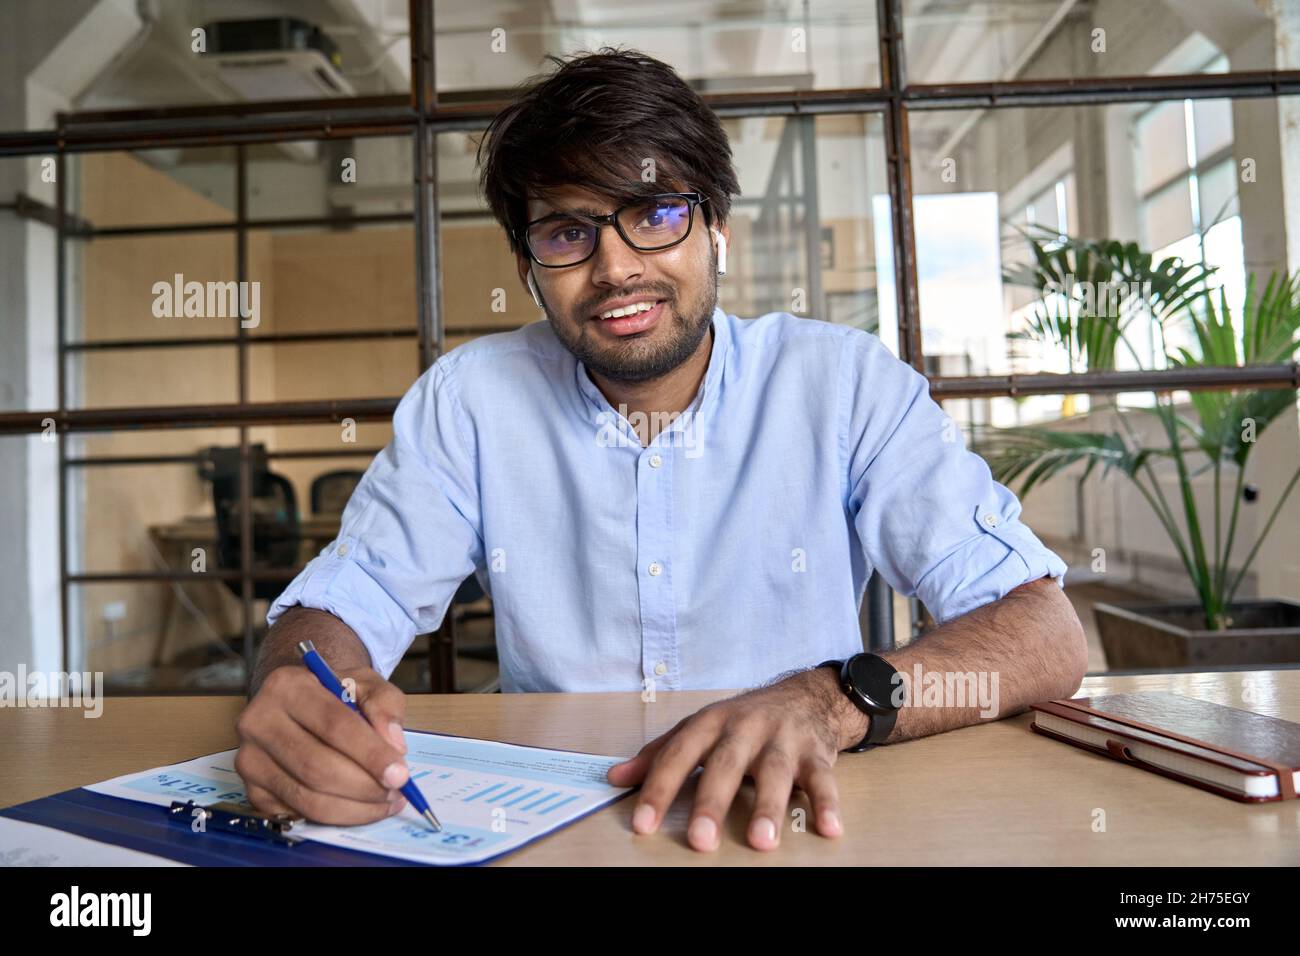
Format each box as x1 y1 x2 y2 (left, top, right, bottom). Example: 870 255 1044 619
543 254 718 384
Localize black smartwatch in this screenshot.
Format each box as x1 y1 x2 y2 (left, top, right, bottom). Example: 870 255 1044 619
816 653 904 752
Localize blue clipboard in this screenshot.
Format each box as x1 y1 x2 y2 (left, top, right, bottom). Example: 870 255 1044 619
0 787 421 866
0 729 634 866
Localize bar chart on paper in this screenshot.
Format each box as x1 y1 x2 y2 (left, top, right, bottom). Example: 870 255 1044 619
85 731 633 865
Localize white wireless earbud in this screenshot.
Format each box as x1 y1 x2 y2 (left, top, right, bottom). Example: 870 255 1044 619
711 228 727 276
526 269 544 309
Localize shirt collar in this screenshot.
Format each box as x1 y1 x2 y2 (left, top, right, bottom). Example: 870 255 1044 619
575 304 731 424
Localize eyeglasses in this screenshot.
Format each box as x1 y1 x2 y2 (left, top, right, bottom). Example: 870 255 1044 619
519 192 709 268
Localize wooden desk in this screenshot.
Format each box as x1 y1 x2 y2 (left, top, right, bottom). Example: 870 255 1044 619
148 516 343 548
3 670 1299 865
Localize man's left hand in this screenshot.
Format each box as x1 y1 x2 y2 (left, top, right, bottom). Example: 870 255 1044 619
605 665 869 851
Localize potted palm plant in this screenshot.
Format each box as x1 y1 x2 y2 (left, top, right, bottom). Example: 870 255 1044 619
977 230 1300 668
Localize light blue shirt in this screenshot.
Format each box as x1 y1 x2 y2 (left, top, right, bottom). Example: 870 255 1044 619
268 307 1067 692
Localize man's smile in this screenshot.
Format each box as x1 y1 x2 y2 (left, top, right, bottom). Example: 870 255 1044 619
588 297 669 336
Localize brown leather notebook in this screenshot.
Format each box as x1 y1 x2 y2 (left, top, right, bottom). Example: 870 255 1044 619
1030 691 1300 803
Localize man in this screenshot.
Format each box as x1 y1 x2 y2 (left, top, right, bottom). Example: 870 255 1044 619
236 48 1086 853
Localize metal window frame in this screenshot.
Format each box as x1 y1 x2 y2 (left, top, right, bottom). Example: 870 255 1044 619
0 0 1297 677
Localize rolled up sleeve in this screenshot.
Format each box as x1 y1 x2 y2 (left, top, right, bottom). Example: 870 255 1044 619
842 332 1066 626
267 357 484 678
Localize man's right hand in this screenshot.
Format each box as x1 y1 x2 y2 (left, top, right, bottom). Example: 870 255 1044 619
235 664 413 825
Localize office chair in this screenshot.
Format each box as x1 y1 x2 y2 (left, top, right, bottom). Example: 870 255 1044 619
424 575 497 693
310 469 365 516
202 448 302 603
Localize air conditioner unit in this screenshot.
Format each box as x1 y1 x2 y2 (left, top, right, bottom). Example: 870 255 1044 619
200 17 354 101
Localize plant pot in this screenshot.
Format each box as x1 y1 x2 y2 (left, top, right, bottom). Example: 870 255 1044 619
1094 599 1300 669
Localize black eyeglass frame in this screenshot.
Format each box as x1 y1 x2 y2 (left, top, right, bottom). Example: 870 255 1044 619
517 191 711 268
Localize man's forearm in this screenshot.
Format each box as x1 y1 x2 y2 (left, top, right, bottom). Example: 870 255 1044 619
249 606 373 698
824 575 1088 747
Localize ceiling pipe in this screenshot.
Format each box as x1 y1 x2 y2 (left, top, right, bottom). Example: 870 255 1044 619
932 0 1082 161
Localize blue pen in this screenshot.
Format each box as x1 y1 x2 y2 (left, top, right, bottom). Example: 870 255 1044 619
296 640 441 832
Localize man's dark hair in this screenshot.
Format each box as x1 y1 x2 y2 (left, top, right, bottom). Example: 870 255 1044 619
477 47 741 258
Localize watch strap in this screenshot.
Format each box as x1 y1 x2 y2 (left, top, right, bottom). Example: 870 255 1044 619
815 657 897 752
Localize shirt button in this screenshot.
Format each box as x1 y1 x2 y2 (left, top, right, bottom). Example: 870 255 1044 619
983 513 999 528
647 561 662 577
648 453 662 468
654 661 668 676
336 543 349 557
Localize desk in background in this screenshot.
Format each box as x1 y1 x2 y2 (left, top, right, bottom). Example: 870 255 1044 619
146 516 341 665
145 516 488 693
